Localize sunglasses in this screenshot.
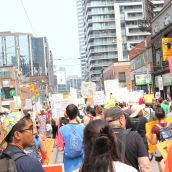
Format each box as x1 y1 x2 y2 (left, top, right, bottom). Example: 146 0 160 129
19 125 33 133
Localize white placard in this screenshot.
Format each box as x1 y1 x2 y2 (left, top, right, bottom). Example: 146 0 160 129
158 76 163 91
51 98 74 118
25 99 32 110
104 80 120 102
155 92 161 99
93 91 106 105
70 87 77 103
13 96 21 109
81 82 96 97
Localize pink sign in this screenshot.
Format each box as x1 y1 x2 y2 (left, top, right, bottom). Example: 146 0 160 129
168 56 172 76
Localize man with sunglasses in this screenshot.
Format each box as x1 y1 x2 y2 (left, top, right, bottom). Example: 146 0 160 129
0 112 44 172
104 107 152 172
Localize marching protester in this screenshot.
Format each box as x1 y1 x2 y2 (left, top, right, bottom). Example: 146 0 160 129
104 106 152 172
0 112 44 172
56 104 85 172
126 104 148 149
73 119 137 172
146 107 172 172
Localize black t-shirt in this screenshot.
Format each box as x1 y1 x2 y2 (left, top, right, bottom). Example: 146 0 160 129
113 127 148 171
126 116 147 138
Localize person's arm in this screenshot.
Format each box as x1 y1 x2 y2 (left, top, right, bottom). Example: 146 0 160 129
136 133 152 172
146 133 157 145
138 157 152 172
39 134 47 155
56 129 65 151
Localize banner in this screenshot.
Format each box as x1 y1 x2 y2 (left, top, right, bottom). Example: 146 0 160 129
93 91 106 105
81 82 96 97
42 138 55 165
43 164 64 172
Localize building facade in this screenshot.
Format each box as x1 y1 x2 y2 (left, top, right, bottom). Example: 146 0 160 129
77 0 164 83
129 36 154 93
103 61 131 90
152 0 172 99
66 75 82 91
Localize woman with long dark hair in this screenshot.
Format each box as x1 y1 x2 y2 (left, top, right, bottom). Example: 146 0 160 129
73 119 137 172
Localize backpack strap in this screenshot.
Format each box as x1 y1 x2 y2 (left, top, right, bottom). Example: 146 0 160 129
2 151 26 161
121 129 131 162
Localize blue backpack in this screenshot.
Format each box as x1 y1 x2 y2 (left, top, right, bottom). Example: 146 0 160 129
64 124 83 158
156 123 172 142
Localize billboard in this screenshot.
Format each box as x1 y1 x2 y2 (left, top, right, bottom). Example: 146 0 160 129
57 71 66 85
135 74 152 86
162 38 172 61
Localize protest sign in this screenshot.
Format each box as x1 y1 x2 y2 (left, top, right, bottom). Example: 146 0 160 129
144 94 154 103
104 80 119 102
164 145 172 172
43 164 64 172
81 82 96 97
93 91 105 105
13 96 21 109
157 140 172 160
42 138 55 165
25 99 32 110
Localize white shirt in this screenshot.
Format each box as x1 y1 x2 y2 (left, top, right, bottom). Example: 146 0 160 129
73 161 138 172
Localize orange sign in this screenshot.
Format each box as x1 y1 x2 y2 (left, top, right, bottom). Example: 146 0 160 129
43 164 64 172
42 138 55 165
157 140 172 160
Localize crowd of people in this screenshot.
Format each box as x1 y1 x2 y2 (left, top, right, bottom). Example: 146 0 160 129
0 96 172 172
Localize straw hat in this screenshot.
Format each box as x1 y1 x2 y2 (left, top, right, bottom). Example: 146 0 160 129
130 104 145 118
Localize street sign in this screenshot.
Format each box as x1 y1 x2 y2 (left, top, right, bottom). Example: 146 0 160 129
29 84 35 92
10 89 16 96
35 89 40 97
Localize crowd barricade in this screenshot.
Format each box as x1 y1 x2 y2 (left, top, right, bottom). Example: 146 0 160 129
43 163 64 172
42 138 55 165
146 118 172 155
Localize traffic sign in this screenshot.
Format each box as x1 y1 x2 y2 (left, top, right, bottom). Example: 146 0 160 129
10 89 16 96
29 84 35 92
35 89 40 97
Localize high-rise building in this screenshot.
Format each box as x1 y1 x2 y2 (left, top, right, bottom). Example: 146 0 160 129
66 75 82 91
77 0 87 79
77 0 164 83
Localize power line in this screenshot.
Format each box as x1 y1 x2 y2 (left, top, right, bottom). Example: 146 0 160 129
19 0 36 34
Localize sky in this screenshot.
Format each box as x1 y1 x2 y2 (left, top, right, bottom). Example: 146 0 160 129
0 0 81 77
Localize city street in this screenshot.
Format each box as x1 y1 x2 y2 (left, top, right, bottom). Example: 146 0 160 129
50 147 160 171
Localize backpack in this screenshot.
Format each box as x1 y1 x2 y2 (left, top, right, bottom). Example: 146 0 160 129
114 128 131 162
64 125 83 158
156 123 172 142
0 151 26 172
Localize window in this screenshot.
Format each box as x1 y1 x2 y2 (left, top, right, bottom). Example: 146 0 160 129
119 72 126 82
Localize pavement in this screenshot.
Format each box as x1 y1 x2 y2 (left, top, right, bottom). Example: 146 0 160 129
50 147 160 171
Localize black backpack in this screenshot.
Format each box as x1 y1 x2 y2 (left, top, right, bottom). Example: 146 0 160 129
0 151 26 172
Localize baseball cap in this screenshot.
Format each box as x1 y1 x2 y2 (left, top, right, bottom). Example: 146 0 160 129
104 107 127 122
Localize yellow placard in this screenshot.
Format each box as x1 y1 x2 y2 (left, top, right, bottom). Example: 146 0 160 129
144 94 154 103
29 84 35 92
42 138 55 165
157 140 172 160
63 94 70 99
162 38 172 61
146 118 172 154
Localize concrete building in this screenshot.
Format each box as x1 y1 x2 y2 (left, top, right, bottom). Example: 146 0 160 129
77 0 164 83
0 32 55 94
129 35 153 93
103 61 131 90
77 0 87 79
56 67 68 94
152 0 172 99
66 75 82 91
